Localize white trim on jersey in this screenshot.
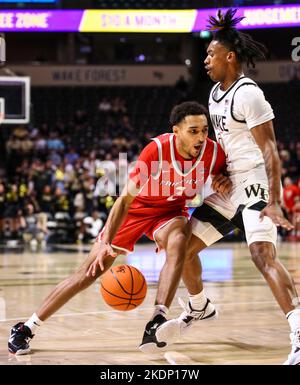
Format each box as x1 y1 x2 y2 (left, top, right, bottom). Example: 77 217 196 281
209 141 218 175
111 243 131 254
209 76 271 174
169 134 207 177
151 137 163 180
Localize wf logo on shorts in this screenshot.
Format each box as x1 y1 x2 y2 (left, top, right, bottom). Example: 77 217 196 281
245 184 269 201
291 37 300 62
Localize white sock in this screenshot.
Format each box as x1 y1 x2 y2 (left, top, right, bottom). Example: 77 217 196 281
188 290 208 311
286 308 300 332
151 305 169 320
24 313 44 334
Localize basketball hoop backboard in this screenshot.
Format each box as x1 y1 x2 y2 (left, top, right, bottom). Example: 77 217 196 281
0 77 30 124
0 98 4 125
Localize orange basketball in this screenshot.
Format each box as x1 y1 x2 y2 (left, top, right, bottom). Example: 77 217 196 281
100 265 147 311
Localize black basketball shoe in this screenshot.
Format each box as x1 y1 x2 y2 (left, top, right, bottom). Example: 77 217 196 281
8 322 34 355
139 314 167 354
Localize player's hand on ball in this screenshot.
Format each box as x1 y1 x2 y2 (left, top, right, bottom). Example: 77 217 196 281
86 242 117 277
211 174 232 194
259 203 294 230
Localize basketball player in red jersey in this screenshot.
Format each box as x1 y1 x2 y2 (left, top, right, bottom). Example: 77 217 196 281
8 101 231 355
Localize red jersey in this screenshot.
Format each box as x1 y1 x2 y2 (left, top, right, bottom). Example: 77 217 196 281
283 184 299 212
129 133 225 209
97 133 226 253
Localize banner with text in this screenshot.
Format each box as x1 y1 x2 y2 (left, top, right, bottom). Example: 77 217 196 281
246 61 300 83
7 65 188 86
0 5 299 32
5 62 300 86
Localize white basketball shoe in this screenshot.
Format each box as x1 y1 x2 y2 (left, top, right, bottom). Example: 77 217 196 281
283 328 300 365
156 297 218 348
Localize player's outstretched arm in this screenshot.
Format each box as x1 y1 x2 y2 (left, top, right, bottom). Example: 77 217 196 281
86 180 138 276
251 120 294 230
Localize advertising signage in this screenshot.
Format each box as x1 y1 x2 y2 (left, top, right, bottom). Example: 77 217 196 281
0 5 299 32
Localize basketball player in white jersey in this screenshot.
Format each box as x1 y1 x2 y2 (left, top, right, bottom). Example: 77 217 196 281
155 9 300 365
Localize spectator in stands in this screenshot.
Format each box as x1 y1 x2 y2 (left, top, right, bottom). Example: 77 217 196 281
0 183 6 240
52 163 66 191
99 132 113 149
111 97 127 114
6 128 34 173
112 133 129 149
39 185 54 215
73 186 86 214
30 160 51 196
293 178 300 234
283 176 299 223
83 150 99 177
280 149 298 179
120 115 134 135
47 132 65 152
15 159 30 182
4 184 22 238
48 149 62 167
20 203 48 251
64 147 79 165
98 97 112 113
33 132 48 157
63 164 76 189
53 187 70 213
77 210 104 244
16 128 34 157
82 177 96 215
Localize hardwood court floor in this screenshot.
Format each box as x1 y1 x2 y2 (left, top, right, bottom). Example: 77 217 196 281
0 241 299 365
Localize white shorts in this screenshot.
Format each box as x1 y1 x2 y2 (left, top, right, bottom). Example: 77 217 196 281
191 164 277 247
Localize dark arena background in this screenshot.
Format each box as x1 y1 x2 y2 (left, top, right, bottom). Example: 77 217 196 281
0 0 300 367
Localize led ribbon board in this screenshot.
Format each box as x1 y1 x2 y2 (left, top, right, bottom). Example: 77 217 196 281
0 5 299 32
1 0 57 3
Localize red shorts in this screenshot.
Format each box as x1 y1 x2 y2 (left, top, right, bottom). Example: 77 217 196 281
96 205 189 253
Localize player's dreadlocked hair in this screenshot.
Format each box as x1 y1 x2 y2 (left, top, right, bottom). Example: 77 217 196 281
207 9 267 68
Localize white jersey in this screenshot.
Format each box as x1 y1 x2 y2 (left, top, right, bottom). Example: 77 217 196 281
209 76 275 174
